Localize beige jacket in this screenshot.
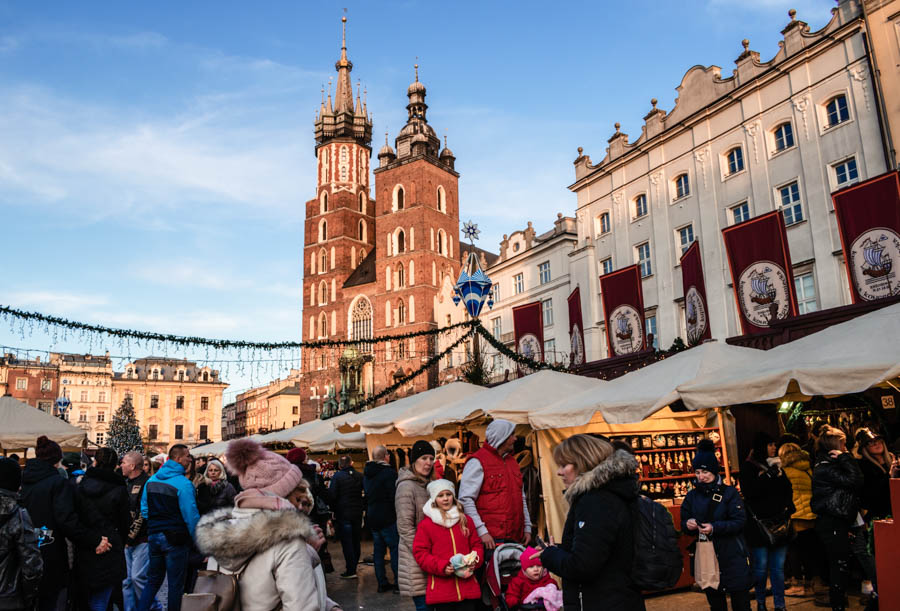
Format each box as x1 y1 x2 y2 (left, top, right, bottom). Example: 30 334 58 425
395 466 430 597
195 506 339 611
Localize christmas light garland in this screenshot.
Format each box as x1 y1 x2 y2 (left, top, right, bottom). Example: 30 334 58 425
474 324 569 373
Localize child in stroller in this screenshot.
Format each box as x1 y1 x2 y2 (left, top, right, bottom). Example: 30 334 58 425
484 543 559 611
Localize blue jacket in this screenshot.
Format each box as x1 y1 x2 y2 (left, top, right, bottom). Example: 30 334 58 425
140 460 200 537
681 480 753 592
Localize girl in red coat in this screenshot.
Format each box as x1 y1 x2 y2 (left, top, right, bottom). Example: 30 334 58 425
412 479 484 610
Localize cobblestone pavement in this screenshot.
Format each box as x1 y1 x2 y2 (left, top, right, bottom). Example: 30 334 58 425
326 542 869 610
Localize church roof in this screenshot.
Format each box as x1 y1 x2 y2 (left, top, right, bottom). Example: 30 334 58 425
343 248 376 288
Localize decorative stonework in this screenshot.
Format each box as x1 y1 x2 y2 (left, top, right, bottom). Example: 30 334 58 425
694 148 710 189
850 67 870 111
792 96 811 140
744 122 761 163
649 172 663 207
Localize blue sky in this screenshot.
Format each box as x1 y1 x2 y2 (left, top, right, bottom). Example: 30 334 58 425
0 0 830 397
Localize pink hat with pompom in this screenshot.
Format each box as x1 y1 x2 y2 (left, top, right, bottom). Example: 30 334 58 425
225 439 302 499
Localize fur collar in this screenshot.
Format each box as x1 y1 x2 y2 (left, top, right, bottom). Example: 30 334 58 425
780 446 810 471
564 449 639 504
195 506 316 570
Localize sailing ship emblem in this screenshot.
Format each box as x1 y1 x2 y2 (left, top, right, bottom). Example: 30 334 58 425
608 304 643 356
737 261 790 328
570 324 585 365
517 333 542 362
849 228 900 301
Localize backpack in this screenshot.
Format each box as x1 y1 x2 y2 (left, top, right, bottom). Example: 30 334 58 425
181 558 253 611
630 495 683 591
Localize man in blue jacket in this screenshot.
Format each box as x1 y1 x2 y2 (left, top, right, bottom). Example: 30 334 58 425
136 444 200 611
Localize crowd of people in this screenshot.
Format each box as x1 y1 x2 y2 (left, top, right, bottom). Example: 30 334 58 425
0 415 896 611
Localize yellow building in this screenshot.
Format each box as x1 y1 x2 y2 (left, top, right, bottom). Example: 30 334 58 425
111 357 227 451
52 353 114 446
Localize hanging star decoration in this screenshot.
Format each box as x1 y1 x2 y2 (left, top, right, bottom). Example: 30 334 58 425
453 220 494 318
462 220 481 244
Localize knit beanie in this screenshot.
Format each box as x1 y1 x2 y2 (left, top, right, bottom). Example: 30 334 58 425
426 479 455 504
410 440 436 464
35 436 63 464
286 447 307 466
0 457 21 492
225 439 302 499
692 439 720 473
520 546 543 572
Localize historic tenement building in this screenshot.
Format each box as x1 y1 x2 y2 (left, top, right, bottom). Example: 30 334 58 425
300 19 461 417
569 0 896 360
233 371 302 438
53 352 114 445
2 353 58 412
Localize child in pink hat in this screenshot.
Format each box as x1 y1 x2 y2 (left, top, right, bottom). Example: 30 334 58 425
505 546 558 609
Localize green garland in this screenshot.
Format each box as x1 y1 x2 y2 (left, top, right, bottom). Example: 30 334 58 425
474 324 568 373
0 305 474 350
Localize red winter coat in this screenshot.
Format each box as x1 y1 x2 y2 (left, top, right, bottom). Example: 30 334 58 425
473 444 525 541
505 570 557 608
412 514 484 605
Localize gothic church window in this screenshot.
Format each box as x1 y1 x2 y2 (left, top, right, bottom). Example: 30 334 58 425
437 186 446 213
359 192 366 212
318 312 328 338
397 300 407 325
396 229 406 253
320 191 328 214
397 263 406 288
319 219 327 242
350 297 373 346
396 186 405 210
359 219 367 242
339 146 349 182
319 248 327 273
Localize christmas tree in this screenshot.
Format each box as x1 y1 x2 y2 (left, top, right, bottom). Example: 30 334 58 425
107 396 144 456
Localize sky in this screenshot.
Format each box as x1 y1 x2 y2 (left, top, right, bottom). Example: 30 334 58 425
0 0 832 398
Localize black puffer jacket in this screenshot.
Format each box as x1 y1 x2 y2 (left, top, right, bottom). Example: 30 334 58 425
811 452 863 523
857 457 893 520
74 467 130 588
363 461 397 531
0 490 43 610
196 480 237 516
740 458 794 548
541 450 646 611
19 459 102 593
328 466 364 522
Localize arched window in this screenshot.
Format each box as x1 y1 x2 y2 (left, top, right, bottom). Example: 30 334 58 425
359 192 366 212
633 194 648 219
396 229 406 253
397 300 407 325
202 372 209 382
437 229 446 255
339 146 349 182
826 95 849 127
318 312 328 338
319 281 327 305
350 297 373 344
437 186 446 213
358 219 367 242
773 122 794 152
674 174 690 200
396 186 405 210
397 263 406 288
320 191 328 214
726 147 744 175
318 219 327 242
319 248 327 273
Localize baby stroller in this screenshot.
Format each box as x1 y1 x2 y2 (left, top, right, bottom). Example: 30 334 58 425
483 543 546 611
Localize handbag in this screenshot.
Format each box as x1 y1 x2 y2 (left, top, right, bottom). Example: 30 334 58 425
181 557 253 611
747 507 794 547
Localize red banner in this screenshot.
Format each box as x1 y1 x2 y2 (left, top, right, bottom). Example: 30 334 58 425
722 210 798 335
833 170 900 303
567 287 585 365
679 241 712 343
600 265 646 356
513 301 544 370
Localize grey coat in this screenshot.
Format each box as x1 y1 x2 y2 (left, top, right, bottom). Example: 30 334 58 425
394 467 430 597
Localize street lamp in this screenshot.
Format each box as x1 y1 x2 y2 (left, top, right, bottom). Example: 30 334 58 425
54 390 71 422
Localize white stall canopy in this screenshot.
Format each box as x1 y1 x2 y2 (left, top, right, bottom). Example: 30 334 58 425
288 414 365 450
528 341 761 430
678 302 900 409
0 396 87 450
190 434 264 457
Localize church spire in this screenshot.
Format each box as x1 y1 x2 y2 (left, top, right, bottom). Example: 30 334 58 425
333 16 354 114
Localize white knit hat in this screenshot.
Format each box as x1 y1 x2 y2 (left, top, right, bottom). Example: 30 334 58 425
426 479 455 503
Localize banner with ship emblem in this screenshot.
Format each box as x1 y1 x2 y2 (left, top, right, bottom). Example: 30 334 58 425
679 240 712 344
600 265 646 356
833 170 900 303
513 301 544 375
723 210 798 335
567 287 585 365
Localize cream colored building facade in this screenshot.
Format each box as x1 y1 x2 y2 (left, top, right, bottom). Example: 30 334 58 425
233 371 302 437
111 357 226 450
52 353 114 446
569 1 893 358
864 0 900 168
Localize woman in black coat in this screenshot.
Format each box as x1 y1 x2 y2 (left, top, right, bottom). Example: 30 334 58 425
741 432 794 611
194 459 236 515
811 427 864 611
681 440 752 611
534 434 645 611
75 447 130 611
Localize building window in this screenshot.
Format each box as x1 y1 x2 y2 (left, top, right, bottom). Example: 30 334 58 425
601 257 613 276
597 212 611 235
513 273 524 295
16 378 27 390
359 192 366 212
826 95 849 127
41 379 52 392
542 299 554 326
396 186 405 210
437 186 446 213
80 390 89 402
319 220 327 243
174 425 183 440
794 272 818 314
677 224 695 257
98 391 106 402
79 411 88 422
491 317 502 338
633 194 648 219
774 122 794 152
543 339 556 362
397 264 406 288
176 396 184 410
201 396 209 411
150 395 159 409
491 284 500 303
319 249 327 273
148 425 158 440
397 300 407 325
38 401 52 412
292 406 299 415
96 432 104 445
778 182 803 226
199 425 208 440
636 242 652 278
358 219 367 241
397 339 406 360
674 174 690 200
318 312 328 337
97 411 105 423
396 229 406 253
731 201 750 225
645 315 658 349
538 261 551 284
320 191 328 214
726 147 744 175
834 158 859 187
351 297 373 344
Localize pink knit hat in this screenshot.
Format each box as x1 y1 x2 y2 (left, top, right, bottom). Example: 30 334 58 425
520 546 543 572
225 439 302 499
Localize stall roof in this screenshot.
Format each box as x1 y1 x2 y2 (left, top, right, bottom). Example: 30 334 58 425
307 429 367 452
190 435 264 457
0 396 87 450
399 370 607 436
678 301 900 409
528 341 761 430
338 382 487 435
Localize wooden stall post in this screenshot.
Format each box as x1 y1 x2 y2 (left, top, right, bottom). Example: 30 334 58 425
716 407 732 484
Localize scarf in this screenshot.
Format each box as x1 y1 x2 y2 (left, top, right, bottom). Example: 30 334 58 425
422 500 461 528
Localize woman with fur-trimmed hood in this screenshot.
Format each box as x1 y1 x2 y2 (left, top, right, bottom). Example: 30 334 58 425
532 434 645 610
194 439 341 611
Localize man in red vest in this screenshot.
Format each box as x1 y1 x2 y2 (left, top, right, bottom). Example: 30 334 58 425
459 419 532 551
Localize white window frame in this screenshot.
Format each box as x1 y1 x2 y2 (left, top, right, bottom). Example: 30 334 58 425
632 194 648 220
675 224 695 260
831 155 860 191
543 338 557 362
724 146 745 177
672 173 690 202
513 273 524 295
771 121 796 155
793 269 819 315
730 201 751 225
776 180 804 226
541 299 554 327
596 211 611 236
15 378 27 390
491 317 502 338
635 242 652 278
821 92 852 131
645 315 658 349
601 257 613 276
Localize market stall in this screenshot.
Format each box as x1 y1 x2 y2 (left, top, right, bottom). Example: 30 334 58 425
0 395 87 454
